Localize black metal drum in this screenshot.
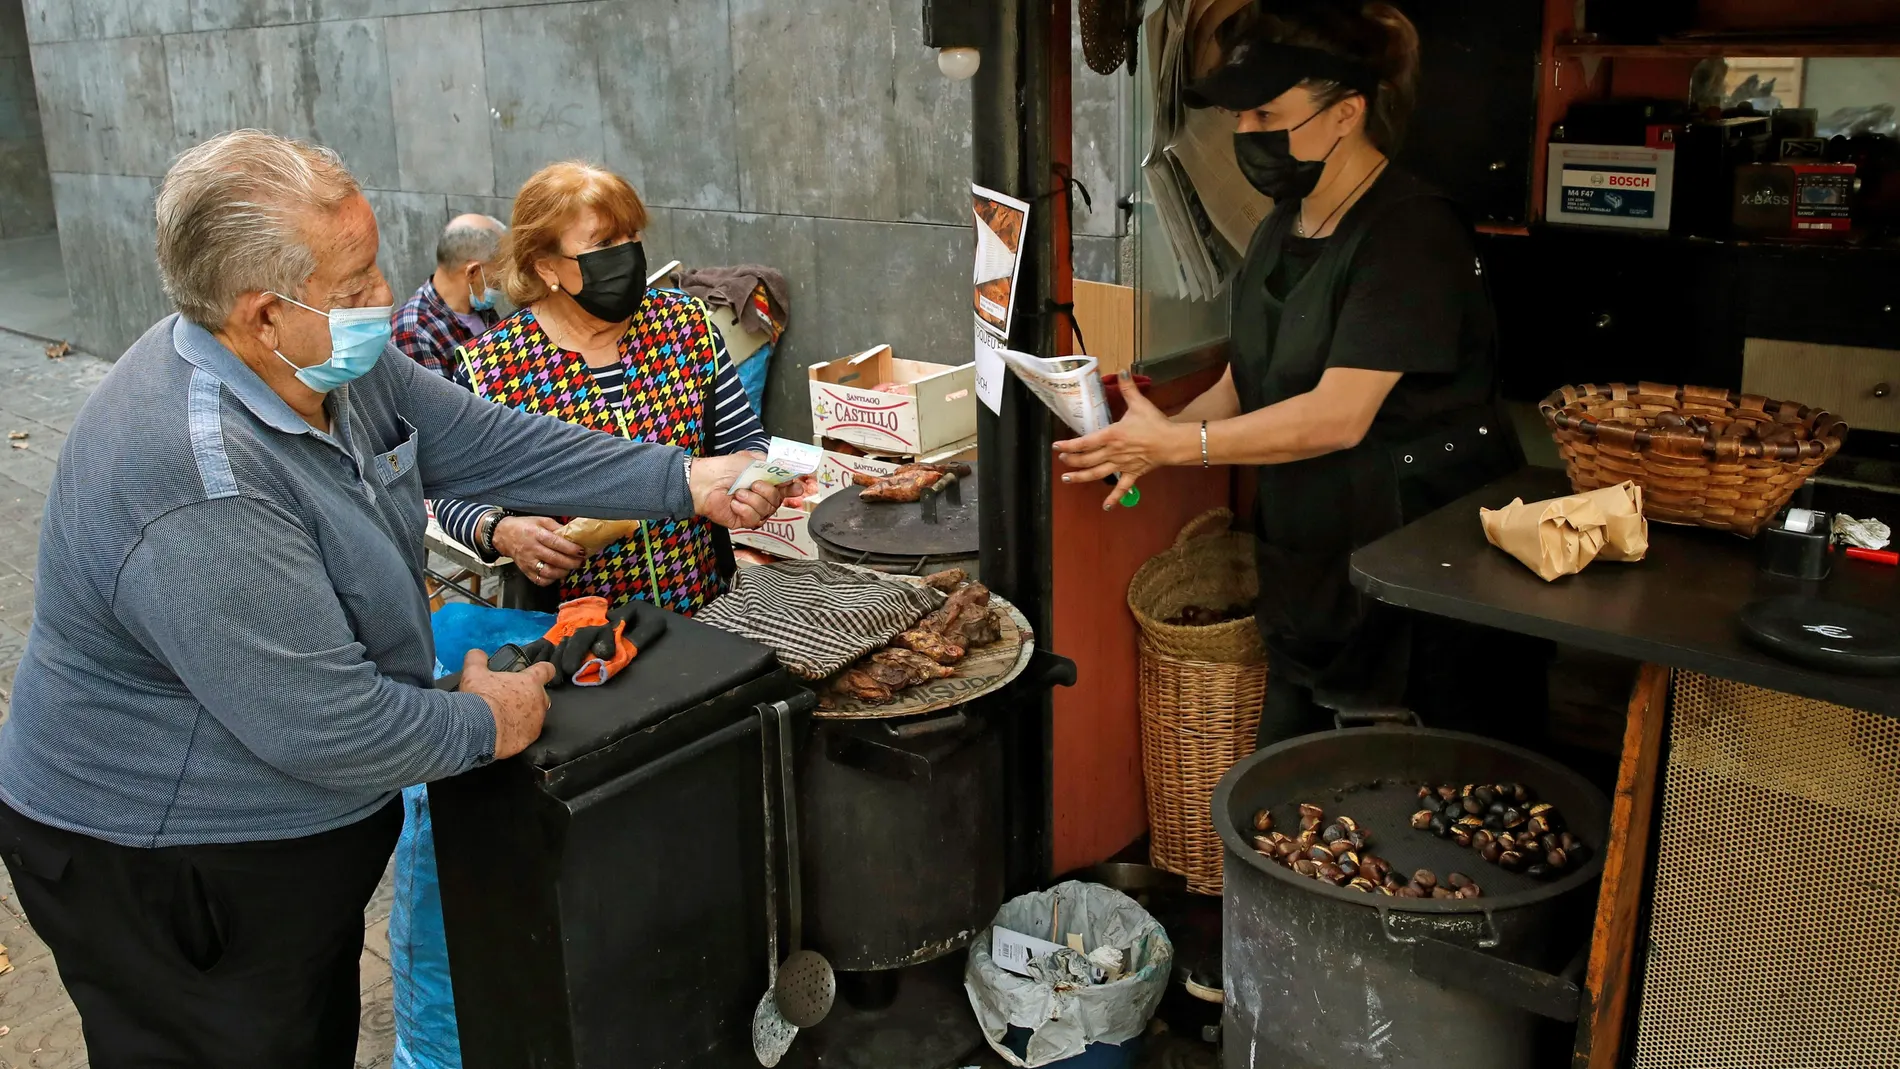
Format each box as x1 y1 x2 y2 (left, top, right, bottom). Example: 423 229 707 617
811 467 980 578
799 708 1005 972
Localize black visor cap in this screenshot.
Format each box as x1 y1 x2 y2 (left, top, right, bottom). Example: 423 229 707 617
1183 40 1378 112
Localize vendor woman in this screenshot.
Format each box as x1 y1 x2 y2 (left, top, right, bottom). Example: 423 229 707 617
1056 1 1543 745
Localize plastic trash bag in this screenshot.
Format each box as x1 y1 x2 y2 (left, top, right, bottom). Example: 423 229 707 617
965 881 1173 1068
392 603 554 1069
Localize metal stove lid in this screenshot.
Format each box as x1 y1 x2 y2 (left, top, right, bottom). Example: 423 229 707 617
811 468 979 559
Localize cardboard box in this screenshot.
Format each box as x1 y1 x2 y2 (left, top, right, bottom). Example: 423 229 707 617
812 435 979 495
729 502 819 561
1545 144 1675 231
808 346 976 456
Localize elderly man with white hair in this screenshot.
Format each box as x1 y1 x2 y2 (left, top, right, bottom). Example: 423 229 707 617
0 130 797 1068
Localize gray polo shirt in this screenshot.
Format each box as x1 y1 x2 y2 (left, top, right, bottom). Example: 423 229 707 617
0 314 693 848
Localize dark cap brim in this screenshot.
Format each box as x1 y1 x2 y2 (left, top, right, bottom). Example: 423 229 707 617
1183 40 1378 111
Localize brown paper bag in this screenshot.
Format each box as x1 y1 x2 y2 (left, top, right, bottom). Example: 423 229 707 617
556 517 641 556
1479 482 1648 582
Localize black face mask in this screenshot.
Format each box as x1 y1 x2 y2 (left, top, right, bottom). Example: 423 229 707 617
569 240 647 322
1233 108 1341 202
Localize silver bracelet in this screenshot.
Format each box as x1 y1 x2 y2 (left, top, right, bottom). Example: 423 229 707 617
1200 420 1210 468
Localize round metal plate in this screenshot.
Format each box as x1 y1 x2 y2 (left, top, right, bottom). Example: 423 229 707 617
1739 595 1900 676
811 569 1035 721
810 469 979 560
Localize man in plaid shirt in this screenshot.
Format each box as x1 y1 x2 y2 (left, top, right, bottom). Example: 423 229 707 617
391 214 506 389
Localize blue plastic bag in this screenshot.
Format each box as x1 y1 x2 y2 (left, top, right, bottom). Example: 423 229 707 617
392 603 554 1069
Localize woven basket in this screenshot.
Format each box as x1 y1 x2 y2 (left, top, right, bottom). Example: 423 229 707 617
1127 509 1263 664
1138 641 1266 895
1540 382 1848 537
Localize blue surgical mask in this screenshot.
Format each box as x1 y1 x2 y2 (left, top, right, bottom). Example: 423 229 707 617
469 269 501 312
269 292 392 393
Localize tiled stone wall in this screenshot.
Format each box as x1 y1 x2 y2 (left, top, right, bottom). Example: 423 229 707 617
22 0 1129 434
0 0 54 239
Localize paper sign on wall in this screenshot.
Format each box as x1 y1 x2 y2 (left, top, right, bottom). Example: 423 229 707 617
974 334 1005 417
973 184 1031 341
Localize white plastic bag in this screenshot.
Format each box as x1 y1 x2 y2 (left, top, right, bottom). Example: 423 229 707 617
964 881 1173 1067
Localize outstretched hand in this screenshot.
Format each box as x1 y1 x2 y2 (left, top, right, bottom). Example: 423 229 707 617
1053 377 1192 510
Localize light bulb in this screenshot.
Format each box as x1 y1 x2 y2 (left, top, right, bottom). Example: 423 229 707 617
937 47 981 81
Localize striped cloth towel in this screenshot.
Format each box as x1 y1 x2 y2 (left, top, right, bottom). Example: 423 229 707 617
696 560 946 680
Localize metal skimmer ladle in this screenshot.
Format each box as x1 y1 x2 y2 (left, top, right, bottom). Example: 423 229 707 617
770 697 836 1029
751 704 798 1066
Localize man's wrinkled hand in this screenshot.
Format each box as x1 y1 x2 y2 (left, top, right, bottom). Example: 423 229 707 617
689 454 817 530
457 650 555 760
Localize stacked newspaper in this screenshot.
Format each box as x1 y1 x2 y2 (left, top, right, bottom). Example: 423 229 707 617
1142 0 1274 301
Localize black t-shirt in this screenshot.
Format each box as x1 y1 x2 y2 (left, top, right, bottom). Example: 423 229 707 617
1249 192 1494 437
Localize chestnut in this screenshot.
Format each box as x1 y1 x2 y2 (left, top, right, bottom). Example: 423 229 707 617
1559 831 1581 852
1252 808 1274 832
1529 802 1556 817
1435 786 1459 804
1295 830 1319 850
1348 831 1368 851
1474 785 1498 807
1360 858 1388 884
1378 883 1397 896
1412 869 1438 891
1486 800 1507 818
1449 828 1473 849
1337 850 1361 868
1461 795 1486 817
1429 815 1451 837
1318 863 1347 885
1308 844 1335 864
1327 840 1354 860
1502 807 1527 829
1347 877 1377 893
1546 847 1569 870
1506 783 1530 804
1300 815 1323 833
1526 815 1555 838
1446 871 1473 890
1251 835 1276 853
1456 884 1483 900
1293 859 1320 877
1411 809 1435 831
1396 886 1424 899
1499 850 1525 872
1321 823 1347 845
1298 803 1325 822
1431 886 1456 900
1481 842 1504 865
1472 830 1497 853
1337 816 1362 835
1337 859 1360 880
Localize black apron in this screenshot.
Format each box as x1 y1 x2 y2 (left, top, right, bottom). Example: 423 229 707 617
1230 167 1519 707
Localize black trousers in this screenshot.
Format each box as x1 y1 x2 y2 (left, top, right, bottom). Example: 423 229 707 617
0 798 401 1069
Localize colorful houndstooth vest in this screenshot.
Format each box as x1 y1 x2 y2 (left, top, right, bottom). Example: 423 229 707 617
460 290 723 613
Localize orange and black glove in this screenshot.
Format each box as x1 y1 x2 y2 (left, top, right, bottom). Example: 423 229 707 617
520 597 667 687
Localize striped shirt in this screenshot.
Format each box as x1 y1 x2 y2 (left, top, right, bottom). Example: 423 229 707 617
432 330 767 556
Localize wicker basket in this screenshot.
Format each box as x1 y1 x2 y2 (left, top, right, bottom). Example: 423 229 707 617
1138 641 1266 895
1540 381 1848 537
1126 509 1263 664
